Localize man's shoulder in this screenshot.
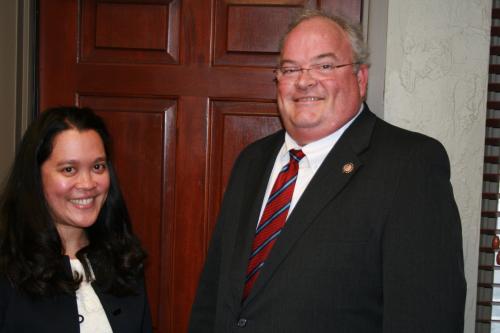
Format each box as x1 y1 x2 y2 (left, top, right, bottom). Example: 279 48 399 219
345 107 447 160
370 115 450 169
373 115 444 151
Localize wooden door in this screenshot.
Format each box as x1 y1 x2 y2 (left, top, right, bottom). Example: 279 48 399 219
38 1 363 332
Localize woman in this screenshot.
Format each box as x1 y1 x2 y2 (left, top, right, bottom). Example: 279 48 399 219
0 107 152 332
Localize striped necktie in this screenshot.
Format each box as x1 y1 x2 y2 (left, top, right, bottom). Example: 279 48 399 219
242 149 305 300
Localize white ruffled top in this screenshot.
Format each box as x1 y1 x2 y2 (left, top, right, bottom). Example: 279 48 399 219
70 258 113 333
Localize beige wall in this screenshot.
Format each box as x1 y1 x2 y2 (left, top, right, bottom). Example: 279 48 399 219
0 0 34 185
383 0 491 331
0 1 18 184
365 0 388 118
367 1 488 329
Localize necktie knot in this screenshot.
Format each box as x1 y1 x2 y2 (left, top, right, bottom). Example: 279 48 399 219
289 149 305 163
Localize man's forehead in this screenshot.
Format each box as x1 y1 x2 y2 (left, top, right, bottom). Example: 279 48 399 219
280 52 339 65
280 20 350 64
286 17 344 40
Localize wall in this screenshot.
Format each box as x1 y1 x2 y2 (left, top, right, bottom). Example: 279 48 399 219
383 0 491 331
365 0 388 118
0 1 18 184
0 0 34 185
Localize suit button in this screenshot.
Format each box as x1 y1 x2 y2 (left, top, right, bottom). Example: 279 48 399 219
236 318 247 327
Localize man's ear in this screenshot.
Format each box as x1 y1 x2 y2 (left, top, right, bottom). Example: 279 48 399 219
356 64 369 100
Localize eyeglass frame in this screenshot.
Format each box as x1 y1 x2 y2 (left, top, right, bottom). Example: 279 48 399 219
273 62 360 83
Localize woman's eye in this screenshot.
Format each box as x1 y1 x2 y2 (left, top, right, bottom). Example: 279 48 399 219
94 163 107 172
62 166 75 174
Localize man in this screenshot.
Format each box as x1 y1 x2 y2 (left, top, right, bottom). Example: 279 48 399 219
189 10 466 333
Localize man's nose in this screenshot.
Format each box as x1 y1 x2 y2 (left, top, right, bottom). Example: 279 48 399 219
295 68 317 88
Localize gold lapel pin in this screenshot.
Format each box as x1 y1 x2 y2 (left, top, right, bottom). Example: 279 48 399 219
342 162 354 174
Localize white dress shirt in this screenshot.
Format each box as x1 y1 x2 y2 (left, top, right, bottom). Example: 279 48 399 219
257 107 362 225
70 258 113 333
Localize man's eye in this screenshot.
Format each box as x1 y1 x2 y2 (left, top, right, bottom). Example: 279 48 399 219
318 63 334 71
281 68 299 75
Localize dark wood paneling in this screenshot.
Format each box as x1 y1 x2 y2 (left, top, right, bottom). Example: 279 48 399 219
226 6 298 53
80 0 180 63
322 0 363 22
170 96 209 333
208 100 282 232
214 0 313 67
39 2 363 332
76 65 277 99
39 0 78 108
79 95 177 331
213 0 363 67
95 3 168 50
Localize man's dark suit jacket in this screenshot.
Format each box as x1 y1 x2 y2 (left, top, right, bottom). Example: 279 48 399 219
189 106 466 333
0 257 152 333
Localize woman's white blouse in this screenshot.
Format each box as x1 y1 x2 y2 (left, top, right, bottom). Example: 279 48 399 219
70 258 113 333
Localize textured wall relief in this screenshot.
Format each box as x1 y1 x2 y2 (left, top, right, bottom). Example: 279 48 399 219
384 0 491 332
400 37 452 93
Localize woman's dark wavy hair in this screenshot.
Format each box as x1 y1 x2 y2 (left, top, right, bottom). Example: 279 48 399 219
0 106 146 297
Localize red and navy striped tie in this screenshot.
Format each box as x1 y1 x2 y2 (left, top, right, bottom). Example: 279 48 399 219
242 149 305 300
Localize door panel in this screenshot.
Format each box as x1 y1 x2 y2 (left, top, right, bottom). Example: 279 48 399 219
78 95 177 327
80 0 180 64
39 1 363 332
207 101 283 230
214 1 312 66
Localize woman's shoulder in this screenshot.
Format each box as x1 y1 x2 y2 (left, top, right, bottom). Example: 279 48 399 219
0 274 14 290
0 274 14 308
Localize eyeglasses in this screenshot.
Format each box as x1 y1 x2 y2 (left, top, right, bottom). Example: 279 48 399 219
273 62 359 83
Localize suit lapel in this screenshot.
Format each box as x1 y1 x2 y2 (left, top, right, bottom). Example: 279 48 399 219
243 107 377 306
95 290 123 330
225 132 285 308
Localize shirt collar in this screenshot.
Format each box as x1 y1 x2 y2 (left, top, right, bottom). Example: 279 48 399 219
281 105 364 170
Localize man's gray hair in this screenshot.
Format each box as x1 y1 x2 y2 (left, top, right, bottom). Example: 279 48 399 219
280 9 370 71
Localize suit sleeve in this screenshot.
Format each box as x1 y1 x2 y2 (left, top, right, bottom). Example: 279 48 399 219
188 151 247 333
187 216 223 333
382 139 466 332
